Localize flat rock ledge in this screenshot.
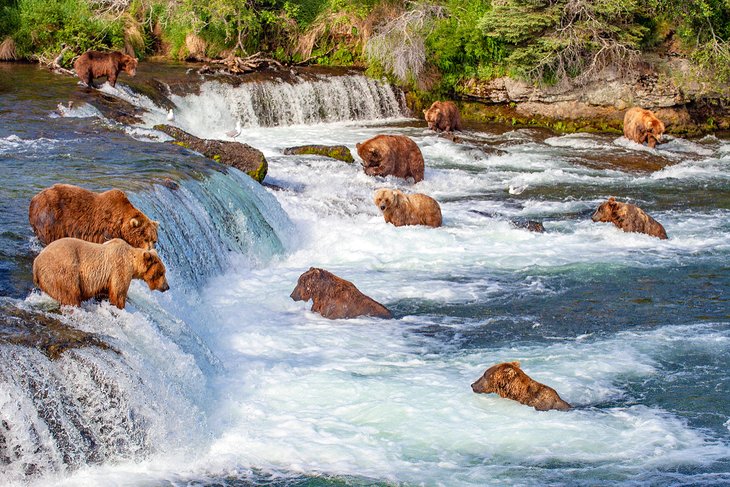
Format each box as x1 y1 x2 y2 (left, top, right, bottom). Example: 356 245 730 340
0 305 113 360
283 145 355 163
154 124 268 182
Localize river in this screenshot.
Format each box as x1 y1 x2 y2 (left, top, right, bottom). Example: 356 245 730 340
1 61 730 486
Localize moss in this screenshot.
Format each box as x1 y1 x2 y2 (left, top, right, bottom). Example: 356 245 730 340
172 141 189 149
212 154 222 162
247 157 268 183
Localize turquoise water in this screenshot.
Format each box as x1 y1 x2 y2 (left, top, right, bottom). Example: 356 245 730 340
1 63 730 486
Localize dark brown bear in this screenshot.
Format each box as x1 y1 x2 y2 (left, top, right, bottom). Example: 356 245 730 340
623 107 665 148
591 197 668 239
471 361 572 411
423 101 462 132
33 238 169 309
29 183 159 250
74 50 138 88
356 135 425 182
290 267 392 319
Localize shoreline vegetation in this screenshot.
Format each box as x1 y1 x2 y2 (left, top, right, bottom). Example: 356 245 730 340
2 0 730 134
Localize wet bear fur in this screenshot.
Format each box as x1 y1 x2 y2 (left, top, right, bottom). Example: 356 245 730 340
591 197 668 239
29 183 159 250
623 107 665 148
423 101 462 132
33 238 169 309
373 188 442 227
74 50 138 88
290 267 392 320
356 135 425 182
471 361 572 411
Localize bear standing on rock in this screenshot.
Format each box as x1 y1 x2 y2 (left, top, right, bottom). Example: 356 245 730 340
33 238 169 309
290 267 392 320
623 107 665 148
356 135 425 182
29 184 159 250
373 188 442 228
471 361 572 412
74 50 138 88
423 101 462 132
591 197 668 239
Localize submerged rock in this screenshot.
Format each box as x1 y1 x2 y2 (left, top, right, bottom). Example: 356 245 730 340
0 304 113 360
283 144 354 163
154 124 268 182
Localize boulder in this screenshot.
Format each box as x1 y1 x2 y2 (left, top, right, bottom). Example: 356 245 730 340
154 124 268 182
283 144 354 163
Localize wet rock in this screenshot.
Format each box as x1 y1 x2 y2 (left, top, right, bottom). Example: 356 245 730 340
153 124 268 182
511 220 545 233
0 304 113 360
283 144 354 163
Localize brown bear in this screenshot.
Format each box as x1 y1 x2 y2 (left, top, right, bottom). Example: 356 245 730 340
29 183 159 250
356 135 425 182
471 361 572 412
623 107 665 148
290 267 392 320
33 238 169 309
373 188 442 228
423 101 462 132
591 197 668 239
74 50 138 88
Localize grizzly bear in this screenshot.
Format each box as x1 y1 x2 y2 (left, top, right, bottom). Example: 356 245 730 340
623 107 665 148
373 188 442 228
423 101 462 132
290 267 392 320
29 183 159 250
591 197 668 239
356 135 425 182
471 361 572 412
33 238 169 309
74 50 138 88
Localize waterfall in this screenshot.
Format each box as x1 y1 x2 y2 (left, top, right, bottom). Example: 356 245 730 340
130 168 296 289
166 73 408 134
0 167 295 484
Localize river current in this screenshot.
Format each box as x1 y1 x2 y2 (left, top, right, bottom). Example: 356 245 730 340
1 62 730 486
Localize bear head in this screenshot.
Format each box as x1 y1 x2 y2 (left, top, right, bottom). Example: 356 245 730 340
290 267 325 301
423 106 442 131
645 117 665 148
121 55 138 76
471 361 521 394
373 188 400 212
121 212 159 250
356 142 383 170
591 197 619 223
138 249 169 292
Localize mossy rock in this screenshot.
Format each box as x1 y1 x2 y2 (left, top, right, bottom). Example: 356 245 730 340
0 304 113 360
154 124 268 183
283 145 355 163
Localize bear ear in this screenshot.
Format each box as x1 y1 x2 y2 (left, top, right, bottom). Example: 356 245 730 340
355 142 361 149
608 197 616 203
130 217 141 228
422 109 427 115
510 361 521 368
143 251 155 266
153 220 160 228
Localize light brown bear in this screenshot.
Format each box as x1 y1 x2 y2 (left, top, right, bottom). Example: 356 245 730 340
471 361 572 412
373 188 442 228
33 238 169 309
591 197 668 239
423 101 462 132
623 107 665 148
29 183 159 250
74 50 138 88
356 135 425 182
290 267 392 320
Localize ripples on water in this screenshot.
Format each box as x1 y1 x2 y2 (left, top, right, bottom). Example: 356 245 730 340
1 64 729 486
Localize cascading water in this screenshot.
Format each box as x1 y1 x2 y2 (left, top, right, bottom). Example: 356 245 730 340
2 63 730 486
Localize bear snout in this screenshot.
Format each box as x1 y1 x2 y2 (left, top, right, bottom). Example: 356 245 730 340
380 204 386 210
160 280 170 292
290 287 303 301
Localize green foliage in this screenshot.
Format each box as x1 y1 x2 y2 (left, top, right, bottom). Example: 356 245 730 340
11 0 125 60
425 0 505 92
